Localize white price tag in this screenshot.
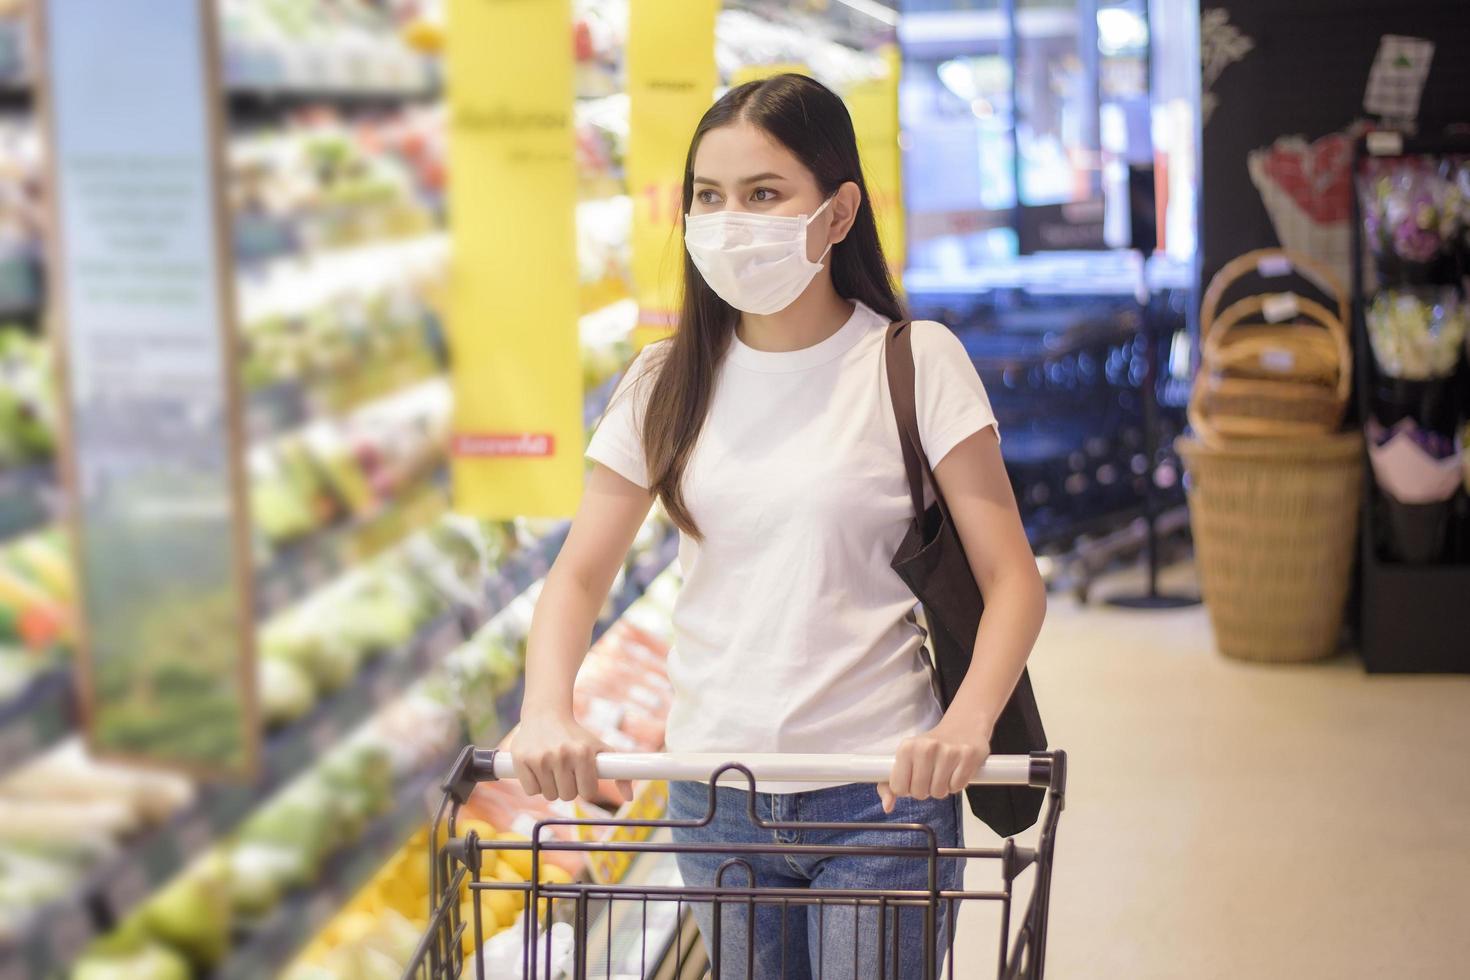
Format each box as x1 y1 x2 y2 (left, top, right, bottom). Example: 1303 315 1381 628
1367 130 1404 157
1259 348 1297 373
1256 255 1294 278
1261 293 1300 323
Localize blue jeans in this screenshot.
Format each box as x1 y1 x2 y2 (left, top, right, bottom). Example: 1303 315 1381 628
667 779 965 980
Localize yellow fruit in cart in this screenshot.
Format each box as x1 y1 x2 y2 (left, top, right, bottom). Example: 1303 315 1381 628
495 834 535 881
334 911 378 948
382 876 423 919
538 864 573 886
493 859 525 883
482 884 523 927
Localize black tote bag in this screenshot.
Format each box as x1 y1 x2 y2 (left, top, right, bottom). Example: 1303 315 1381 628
886 320 1048 838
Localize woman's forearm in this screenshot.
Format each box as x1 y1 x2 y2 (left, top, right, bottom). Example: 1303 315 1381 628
945 568 1046 739
521 564 608 721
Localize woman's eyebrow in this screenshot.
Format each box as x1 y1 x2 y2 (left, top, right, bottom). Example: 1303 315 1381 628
692 172 790 187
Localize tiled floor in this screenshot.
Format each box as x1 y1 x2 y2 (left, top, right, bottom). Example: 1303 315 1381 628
953 564 1470 979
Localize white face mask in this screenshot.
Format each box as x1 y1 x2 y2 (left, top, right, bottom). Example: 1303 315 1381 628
684 197 835 315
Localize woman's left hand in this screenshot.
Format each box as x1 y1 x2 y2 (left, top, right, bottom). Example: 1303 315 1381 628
878 718 992 813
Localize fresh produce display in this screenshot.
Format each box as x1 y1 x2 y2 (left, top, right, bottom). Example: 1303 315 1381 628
0 326 55 467
0 110 43 313
577 196 634 314
1366 288 1468 380
576 94 628 200
230 108 446 263
0 528 73 683
249 378 451 547
258 551 445 724
284 564 681 979
240 276 445 404
573 0 627 100
579 296 637 395
218 0 437 94
716 6 890 89
0 739 194 945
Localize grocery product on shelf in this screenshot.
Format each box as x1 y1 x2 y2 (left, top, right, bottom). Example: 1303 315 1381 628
218 0 437 95
0 739 194 947
248 377 451 549
576 93 628 200
0 326 54 467
573 0 627 100
716 6 890 89
241 273 446 406
0 526 72 655
283 562 682 980
230 108 446 264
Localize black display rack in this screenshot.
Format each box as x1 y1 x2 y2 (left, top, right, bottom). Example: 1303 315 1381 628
1349 132 1470 674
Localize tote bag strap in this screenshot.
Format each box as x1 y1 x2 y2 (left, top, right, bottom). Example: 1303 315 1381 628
885 320 948 523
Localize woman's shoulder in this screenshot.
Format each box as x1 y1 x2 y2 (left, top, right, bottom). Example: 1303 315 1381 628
905 318 970 363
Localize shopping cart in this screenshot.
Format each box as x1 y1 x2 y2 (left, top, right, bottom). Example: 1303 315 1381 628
403 748 1066 980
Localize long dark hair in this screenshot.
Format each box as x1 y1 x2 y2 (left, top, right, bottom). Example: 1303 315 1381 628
638 73 905 540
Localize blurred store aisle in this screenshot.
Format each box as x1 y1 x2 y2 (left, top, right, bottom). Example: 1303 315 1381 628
954 564 1470 980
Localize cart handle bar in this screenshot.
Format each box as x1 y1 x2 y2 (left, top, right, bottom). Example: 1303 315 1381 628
472 750 1055 789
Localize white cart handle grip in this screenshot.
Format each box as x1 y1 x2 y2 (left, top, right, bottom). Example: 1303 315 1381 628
474 750 1056 789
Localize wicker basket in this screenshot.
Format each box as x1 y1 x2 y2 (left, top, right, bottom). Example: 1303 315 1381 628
1178 432 1362 662
1192 250 1352 445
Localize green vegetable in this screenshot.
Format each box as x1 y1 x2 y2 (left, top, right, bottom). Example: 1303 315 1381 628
70 942 190 980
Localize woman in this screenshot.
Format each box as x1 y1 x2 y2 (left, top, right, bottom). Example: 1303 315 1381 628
512 73 1045 978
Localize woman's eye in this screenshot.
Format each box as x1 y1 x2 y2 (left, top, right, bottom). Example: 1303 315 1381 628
696 190 720 205
752 188 777 203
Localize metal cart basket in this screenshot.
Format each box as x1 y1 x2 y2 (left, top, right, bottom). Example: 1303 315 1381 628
403 748 1066 980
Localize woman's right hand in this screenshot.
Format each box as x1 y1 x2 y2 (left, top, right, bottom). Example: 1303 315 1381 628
509 712 632 804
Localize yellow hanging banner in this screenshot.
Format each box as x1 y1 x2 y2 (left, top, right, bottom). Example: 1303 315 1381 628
445 0 582 518
626 0 719 350
846 45 906 276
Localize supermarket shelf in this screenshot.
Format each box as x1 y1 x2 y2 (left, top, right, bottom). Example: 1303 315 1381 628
236 233 450 325
216 742 458 980
87 527 578 943
245 369 449 444
0 666 72 779
0 462 61 544
226 84 442 122
89 516 674 949
217 528 681 979
254 465 451 621
0 378 640 978
248 366 618 619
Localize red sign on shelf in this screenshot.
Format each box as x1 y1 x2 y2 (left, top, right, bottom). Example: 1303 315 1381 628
452 433 557 458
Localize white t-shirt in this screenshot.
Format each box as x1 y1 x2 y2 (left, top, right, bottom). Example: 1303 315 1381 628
586 301 999 791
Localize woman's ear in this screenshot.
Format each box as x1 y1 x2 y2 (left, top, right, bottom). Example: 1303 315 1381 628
828 181 863 244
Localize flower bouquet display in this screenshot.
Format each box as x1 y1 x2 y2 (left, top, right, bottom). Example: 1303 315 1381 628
1365 286 1468 434
1359 160 1465 287
1367 418 1463 563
